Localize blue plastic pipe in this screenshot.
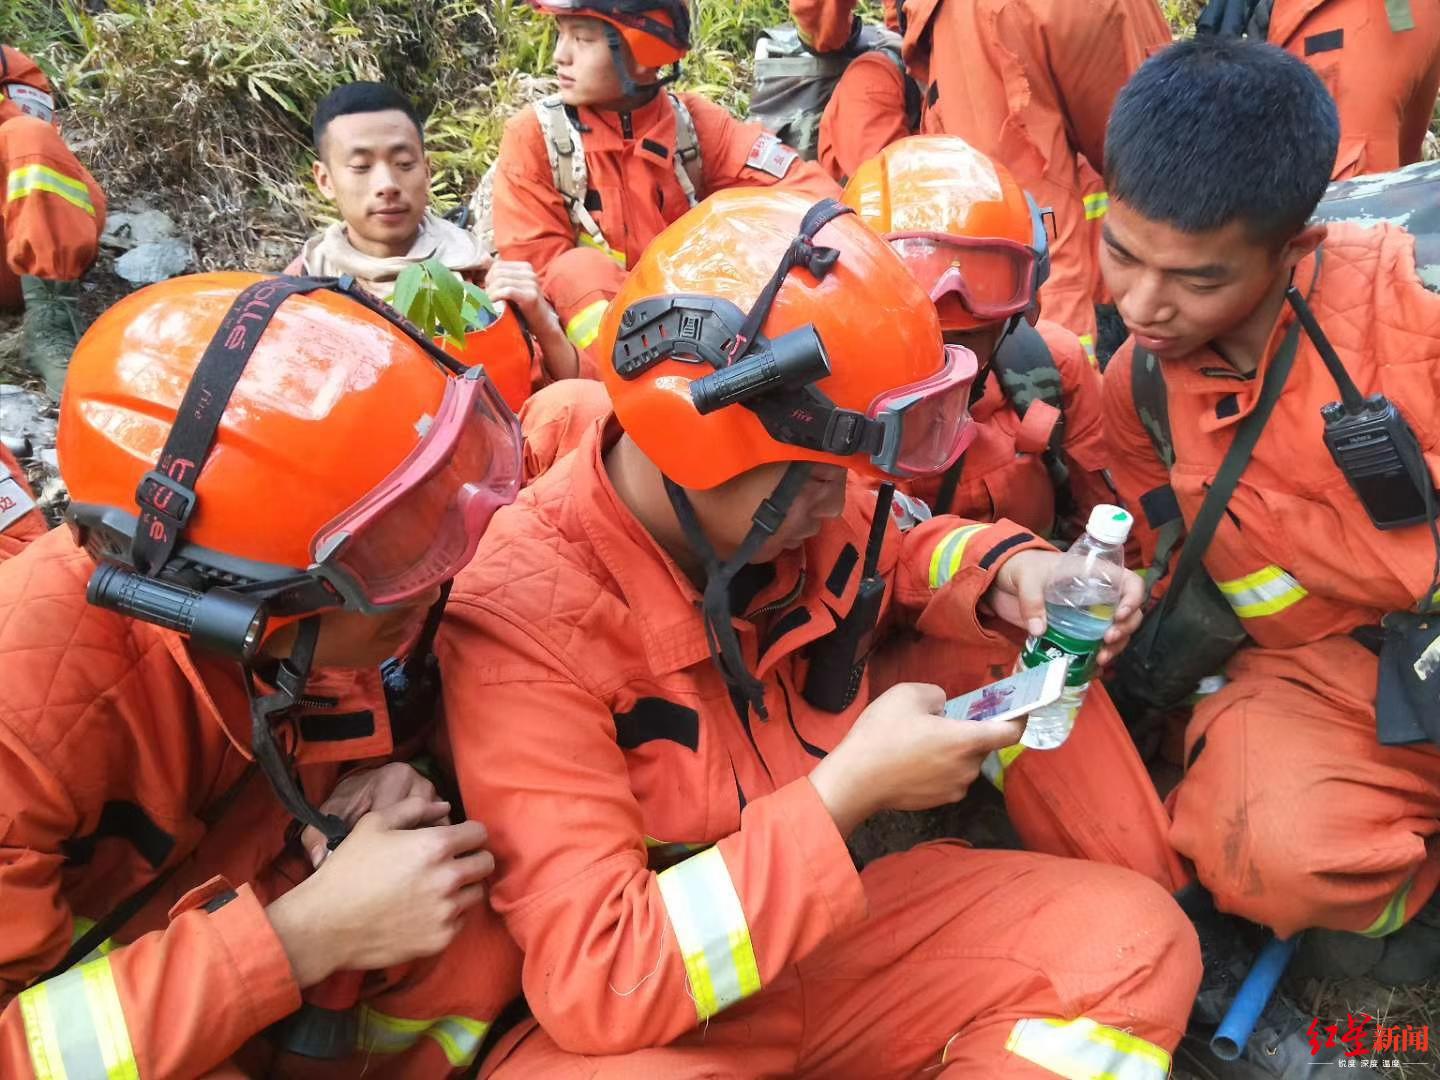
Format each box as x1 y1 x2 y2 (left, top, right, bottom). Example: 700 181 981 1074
1211 934 1301 1061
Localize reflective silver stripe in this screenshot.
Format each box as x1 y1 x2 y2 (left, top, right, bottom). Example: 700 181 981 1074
358 1007 490 1069
6 164 96 215
981 744 1026 792
1005 1017 1171 1080
1216 565 1308 619
18 955 139 1080
656 846 762 1021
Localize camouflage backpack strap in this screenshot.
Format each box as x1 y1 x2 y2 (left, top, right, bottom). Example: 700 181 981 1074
1310 159 1440 293
666 91 704 207
532 94 618 262
1130 344 1184 596
991 321 1069 490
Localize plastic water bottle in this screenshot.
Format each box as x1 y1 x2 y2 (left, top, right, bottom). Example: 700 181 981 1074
1015 505 1135 749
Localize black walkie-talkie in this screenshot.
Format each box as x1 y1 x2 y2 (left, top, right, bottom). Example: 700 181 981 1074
803 483 895 713
1286 287 1434 531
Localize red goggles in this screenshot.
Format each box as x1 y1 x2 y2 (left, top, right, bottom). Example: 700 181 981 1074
867 343 979 478
310 366 522 610
887 232 1039 323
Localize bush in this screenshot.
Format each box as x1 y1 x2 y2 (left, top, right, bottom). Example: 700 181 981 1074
6 0 1210 269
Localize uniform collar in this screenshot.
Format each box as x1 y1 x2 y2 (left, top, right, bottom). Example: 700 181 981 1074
573 418 815 677
1162 248 1322 432
576 91 676 166
163 633 395 766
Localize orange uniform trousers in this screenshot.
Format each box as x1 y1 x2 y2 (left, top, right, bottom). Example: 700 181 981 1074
0 113 104 309
483 842 1200 1079
1270 0 1440 179
1170 636 1440 939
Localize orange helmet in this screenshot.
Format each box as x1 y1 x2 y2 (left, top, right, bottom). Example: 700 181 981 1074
0 45 56 125
843 135 1051 332
530 0 690 68
61 272 522 660
599 188 979 490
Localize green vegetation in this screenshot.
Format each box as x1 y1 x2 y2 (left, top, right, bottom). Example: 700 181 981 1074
0 0 1258 269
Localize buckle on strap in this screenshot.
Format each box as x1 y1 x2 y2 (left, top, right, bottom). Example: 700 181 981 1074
136 468 198 527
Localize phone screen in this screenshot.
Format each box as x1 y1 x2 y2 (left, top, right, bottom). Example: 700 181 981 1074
943 657 1069 725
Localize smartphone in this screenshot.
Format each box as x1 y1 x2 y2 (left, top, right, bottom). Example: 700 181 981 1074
943 657 1070 724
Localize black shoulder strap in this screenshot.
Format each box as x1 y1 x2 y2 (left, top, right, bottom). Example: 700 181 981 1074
1145 321 1303 633
130 277 332 575
1130 345 1174 469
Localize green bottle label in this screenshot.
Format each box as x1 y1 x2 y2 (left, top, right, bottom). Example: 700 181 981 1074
1020 623 1100 686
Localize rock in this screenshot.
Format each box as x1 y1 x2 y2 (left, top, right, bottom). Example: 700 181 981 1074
0 384 56 448
102 208 179 251
116 240 195 285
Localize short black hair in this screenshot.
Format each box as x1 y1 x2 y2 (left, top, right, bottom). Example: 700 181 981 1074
1104 37 1339 246
312 82 424 153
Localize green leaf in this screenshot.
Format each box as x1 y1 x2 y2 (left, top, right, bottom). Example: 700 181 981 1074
432 284 469 347
463 281 497 318
390 264 425 327
410 290 434 341
425 258 465 323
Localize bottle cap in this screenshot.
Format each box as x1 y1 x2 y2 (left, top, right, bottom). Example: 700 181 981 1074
1086 504 1134 546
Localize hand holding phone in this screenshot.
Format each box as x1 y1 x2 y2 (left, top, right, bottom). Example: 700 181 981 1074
943 657 1069 725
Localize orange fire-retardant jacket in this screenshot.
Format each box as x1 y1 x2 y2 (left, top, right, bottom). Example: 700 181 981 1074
491 90 839 349
1268 0 1440 180
792 0 1172 360
1103 225 1440 655
438 416 1052 1056
816 51 916 183
0 48 105 309
0 530 519 1078
0 443 46 562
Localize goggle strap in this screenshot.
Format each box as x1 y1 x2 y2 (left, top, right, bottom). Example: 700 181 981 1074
247 617 349 847
726 198 853 368
130 276 334 577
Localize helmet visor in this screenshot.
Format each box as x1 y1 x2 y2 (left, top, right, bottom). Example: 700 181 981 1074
311 368 522 609
887 232 1039 323
867 343 979 478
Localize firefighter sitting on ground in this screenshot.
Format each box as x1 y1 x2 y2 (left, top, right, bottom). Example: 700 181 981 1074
289 81 582 388
1100 36 1440 1078
0 275 525 1077
489 0 838 364
789 0 1172 365
438 187 1201 1077
0 44 105 398
838 133 1190 900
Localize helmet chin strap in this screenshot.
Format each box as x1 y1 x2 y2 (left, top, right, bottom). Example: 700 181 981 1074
246 616 349 847
663 463 813 719
601 22 643 100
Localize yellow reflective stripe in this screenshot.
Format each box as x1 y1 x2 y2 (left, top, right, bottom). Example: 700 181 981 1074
358 1007 491 1069
929 524 989 589
6 164 96 216
1078 333 1098 368
1005 1016 1171 1080
18 956 139 1080
1216 565 1308 619
656 846 762 1021
1083 192 1110 221
70 917 117 962
981 743 1027 792
1361 878 1414 938
565 299 608 349
578 231 627 267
